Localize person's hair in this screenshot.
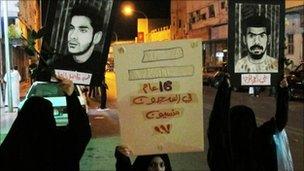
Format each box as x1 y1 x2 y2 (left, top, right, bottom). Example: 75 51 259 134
70 3 104 33
241 15 271 35
14 65 18 70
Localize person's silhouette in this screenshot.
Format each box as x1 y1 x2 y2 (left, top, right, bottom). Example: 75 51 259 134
207 76 289 171
0 77 91 170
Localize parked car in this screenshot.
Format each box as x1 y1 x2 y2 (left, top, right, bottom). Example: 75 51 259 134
18 81 88 126
202 66 223 85
207 64 248 92
287 62 304 100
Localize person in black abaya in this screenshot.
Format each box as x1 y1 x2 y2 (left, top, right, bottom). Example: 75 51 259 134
207 75 289 171
0 77 91 170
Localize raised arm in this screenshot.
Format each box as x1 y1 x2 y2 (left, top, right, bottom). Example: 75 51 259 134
58 77 91 160
275 78 289 131
115 146 132 171
207 75 232 171
208 75 231 136
259 77 289 135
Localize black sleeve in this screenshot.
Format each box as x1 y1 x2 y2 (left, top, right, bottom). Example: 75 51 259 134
115 147 132 171
259 87 289 135
66 91 92 161
208 76 231 141
275 87 289 131
207 77 232 171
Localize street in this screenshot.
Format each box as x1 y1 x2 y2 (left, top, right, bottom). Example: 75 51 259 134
80 71 303 171
0 71 303 170
0 0 302 170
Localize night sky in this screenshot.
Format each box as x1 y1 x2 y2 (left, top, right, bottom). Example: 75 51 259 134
112 0 170 40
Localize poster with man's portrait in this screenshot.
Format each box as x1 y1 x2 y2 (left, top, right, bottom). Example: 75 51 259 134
228 0 284 86
42 0 119 85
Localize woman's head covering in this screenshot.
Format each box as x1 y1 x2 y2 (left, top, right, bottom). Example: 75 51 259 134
0 96 56 169
229 105 258 170
133 154 172 171
229 105 257 143
17 96 56 131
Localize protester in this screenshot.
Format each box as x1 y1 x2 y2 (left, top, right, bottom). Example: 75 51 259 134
99 79 108 109
28 60 38 84
4 66 21 107
115 146 172 171
207 75 289 171
0 76 91 170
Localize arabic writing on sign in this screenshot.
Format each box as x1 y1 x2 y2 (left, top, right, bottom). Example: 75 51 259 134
131 93 196 106
143 108 183 120
142 47 183 63
241 74 271 85
128 65 194 80
55 69 92 85
154 124 172 134
142 81 173 94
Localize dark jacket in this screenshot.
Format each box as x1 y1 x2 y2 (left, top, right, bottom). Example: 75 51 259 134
54 51 107 86
0 92 91 171
207 77 289 171
115 147 172 171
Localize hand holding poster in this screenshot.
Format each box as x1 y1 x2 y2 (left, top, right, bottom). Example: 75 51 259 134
114 39 203 155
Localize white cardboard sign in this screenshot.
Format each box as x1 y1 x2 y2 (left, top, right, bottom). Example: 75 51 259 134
54 69 92 85
114 39 203 155
241 74 271 85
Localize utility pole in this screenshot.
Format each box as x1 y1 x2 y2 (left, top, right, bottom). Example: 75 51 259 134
2 1 13 112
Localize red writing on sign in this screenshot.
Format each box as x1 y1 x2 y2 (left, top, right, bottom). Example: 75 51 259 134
242 74 270 85
132 93 193 105
146 109 181 120
143 81 172 94
154 124 171 134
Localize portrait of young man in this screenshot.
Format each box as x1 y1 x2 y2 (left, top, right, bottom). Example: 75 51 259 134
235 15 278 73
54 3 106 86
46 0 118 109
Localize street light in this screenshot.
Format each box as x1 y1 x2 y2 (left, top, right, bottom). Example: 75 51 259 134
121 2 148 43
121 4 147 19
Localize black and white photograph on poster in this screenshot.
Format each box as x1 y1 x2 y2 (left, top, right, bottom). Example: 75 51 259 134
44 0 118 86
228 0 285 86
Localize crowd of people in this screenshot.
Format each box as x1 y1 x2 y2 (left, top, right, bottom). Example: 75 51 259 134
0 2 293 171
0 73 291 171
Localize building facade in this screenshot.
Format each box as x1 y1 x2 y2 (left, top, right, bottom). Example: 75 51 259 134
171 0 304 67
17 0 41 81
0 1 36 81
18 0 41 44
137 18 170 43
171 0 228 67
146 26 171 42
285 5 304 67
